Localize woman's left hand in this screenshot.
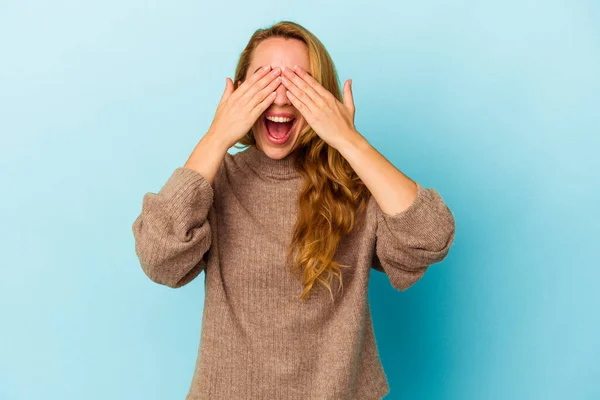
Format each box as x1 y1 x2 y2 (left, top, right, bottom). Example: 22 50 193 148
281 65 358 150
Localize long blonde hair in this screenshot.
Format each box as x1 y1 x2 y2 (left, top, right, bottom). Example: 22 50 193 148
233 21 372 303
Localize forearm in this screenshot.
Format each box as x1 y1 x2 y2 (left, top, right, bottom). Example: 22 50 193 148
336 130 418 216
184 131 231 185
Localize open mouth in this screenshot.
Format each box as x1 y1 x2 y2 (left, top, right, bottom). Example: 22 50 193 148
262 115 297 143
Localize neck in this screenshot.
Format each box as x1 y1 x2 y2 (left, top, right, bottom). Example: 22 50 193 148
239 145 301 180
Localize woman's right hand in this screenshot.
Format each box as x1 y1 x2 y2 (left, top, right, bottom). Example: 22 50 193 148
207 65 282 148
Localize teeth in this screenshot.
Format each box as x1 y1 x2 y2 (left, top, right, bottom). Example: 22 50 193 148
266 115 293 123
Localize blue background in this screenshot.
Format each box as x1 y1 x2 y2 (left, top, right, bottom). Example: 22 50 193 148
1 1 598 399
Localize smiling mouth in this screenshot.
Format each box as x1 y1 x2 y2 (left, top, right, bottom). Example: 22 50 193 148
262 116 297 141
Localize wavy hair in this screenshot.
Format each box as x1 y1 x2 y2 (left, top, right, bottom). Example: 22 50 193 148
233 21 372 303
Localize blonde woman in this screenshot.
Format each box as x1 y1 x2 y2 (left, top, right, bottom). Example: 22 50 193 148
132 20 455 400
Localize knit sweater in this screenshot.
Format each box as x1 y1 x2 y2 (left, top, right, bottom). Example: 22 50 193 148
131 144 456 400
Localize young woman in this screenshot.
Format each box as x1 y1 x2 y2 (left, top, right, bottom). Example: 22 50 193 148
132 20 455 400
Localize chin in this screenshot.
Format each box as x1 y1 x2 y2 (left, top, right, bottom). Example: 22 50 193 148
257 134 298 159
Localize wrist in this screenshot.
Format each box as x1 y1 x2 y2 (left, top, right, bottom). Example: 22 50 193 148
335 129 367 155
203 130 232 152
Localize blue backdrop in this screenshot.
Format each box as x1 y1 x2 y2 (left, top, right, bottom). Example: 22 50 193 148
1 1 598 399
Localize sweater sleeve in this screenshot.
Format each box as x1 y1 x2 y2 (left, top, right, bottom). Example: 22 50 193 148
371 181 455 291
132 167 214 288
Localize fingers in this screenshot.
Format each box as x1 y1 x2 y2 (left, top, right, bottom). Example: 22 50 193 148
290 65 331 99
282 67 323 107
251 91 277 120
219 78 234 105
249 75 282 109
241 67 281 103
282 74 318 111
284 89 308 115
235 65 273 97
343 79 355 115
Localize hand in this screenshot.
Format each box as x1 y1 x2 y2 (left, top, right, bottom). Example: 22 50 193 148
207 65 282 147
281 65 356 149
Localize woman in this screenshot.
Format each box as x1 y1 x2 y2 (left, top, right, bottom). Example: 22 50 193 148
132 20 455 400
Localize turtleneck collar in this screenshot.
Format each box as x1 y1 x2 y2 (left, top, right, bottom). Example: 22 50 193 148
238 145 301 180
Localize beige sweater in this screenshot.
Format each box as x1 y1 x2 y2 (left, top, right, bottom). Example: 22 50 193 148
132 144 455 399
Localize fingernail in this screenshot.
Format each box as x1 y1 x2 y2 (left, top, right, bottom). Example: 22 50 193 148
263 65 271 70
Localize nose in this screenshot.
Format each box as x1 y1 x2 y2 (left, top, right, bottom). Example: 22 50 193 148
272 77 291 107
